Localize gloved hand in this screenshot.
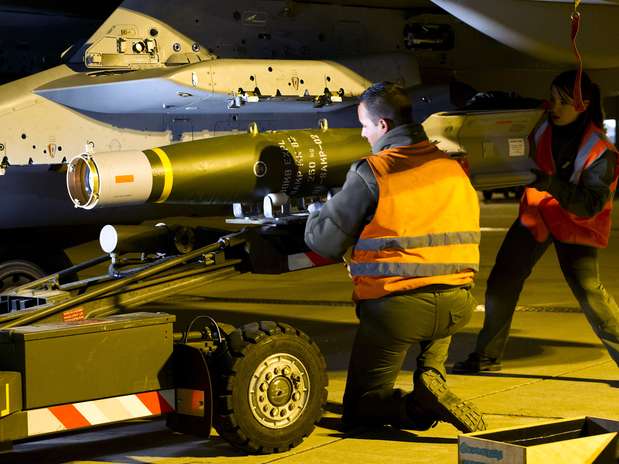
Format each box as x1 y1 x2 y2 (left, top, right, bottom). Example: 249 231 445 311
307 201 325 214
528 168 552 192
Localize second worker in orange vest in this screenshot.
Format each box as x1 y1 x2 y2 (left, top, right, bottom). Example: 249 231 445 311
305 82 485 433
455 70 619 373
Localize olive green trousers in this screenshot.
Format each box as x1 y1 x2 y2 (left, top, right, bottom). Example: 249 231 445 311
342 286 476 425
476 220 619 365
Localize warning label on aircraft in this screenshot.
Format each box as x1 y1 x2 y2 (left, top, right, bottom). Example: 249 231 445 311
63 307 85 322
508 138 525 157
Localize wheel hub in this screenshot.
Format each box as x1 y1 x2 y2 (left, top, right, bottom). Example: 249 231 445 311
267 376 292 406
249 353 310 429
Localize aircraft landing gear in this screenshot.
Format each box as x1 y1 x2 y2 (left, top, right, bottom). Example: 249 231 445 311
0 249 74 292
0 259 46 292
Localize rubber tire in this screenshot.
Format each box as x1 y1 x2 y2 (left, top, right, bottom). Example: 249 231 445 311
0 259 46 292
212 321 328 454
0 250 74 292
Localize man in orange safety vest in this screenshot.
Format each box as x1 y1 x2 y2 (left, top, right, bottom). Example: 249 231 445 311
305 82 486 432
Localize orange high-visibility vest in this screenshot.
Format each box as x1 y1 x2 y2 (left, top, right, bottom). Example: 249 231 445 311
520 120 618 248
349 141 480 301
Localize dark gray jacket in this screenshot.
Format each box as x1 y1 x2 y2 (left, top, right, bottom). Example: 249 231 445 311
544 117 617 217
304 123 427 260
544 152 616 217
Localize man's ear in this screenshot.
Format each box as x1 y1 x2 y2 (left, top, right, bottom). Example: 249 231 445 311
378 118 390 132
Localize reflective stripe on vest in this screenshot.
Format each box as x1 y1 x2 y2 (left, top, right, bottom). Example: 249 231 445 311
354 231 480 251
349 261 479 277
570 131 605 184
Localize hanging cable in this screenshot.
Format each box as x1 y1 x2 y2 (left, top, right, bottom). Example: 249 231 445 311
570 0 585 112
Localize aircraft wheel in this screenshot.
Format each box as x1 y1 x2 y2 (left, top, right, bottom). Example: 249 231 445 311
212 321 327 454
0 250 74 293
0 259 46 292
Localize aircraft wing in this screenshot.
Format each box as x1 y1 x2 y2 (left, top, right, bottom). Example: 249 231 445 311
35 59 369 114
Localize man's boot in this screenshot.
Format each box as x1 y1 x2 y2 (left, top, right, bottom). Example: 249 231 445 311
390 393 438 431
408 369 486 433
344 388 439 432
452 352 502 373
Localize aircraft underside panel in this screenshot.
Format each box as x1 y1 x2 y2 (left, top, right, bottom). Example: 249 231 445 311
432 0 619 68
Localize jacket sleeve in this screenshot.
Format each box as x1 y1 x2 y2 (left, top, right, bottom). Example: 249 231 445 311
546 149 617 217
304 160 378 260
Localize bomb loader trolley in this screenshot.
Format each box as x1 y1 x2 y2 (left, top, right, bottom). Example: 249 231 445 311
0 221 329 454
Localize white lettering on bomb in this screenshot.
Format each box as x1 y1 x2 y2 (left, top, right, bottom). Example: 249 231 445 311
290 147 305 195
307 160 316 182
310 135 322 145
319 150 328 182
310 134 328 184
279 140 294 192
277 134 328 194
307 147 316 182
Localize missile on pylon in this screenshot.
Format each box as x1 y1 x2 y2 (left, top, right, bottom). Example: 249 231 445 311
67 122 369 212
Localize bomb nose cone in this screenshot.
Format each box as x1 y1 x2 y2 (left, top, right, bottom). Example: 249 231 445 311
67 154 100 209
67 150 154 210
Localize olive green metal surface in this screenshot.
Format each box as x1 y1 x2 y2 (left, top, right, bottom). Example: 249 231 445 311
0 410 27 445
145 127 369 204
0 372 21 418
0 313 175 409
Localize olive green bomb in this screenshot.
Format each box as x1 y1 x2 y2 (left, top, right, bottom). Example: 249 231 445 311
67 126 369 210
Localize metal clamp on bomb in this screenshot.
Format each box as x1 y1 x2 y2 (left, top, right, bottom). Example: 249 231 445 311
263 192 290 219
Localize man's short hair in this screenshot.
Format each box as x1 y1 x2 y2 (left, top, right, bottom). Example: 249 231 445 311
359 82 413 127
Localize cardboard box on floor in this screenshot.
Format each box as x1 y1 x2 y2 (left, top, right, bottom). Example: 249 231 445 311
458 416 619 464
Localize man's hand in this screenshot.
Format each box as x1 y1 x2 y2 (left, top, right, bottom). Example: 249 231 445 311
307 201 325 214
529 168 552 192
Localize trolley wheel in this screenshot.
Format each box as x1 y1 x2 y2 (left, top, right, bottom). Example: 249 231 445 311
212 321 327 454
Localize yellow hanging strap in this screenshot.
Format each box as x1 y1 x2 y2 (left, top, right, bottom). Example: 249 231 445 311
570 0 585 111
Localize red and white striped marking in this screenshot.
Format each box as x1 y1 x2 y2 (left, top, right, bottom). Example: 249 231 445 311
288 251 335 271
27 390 174 437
